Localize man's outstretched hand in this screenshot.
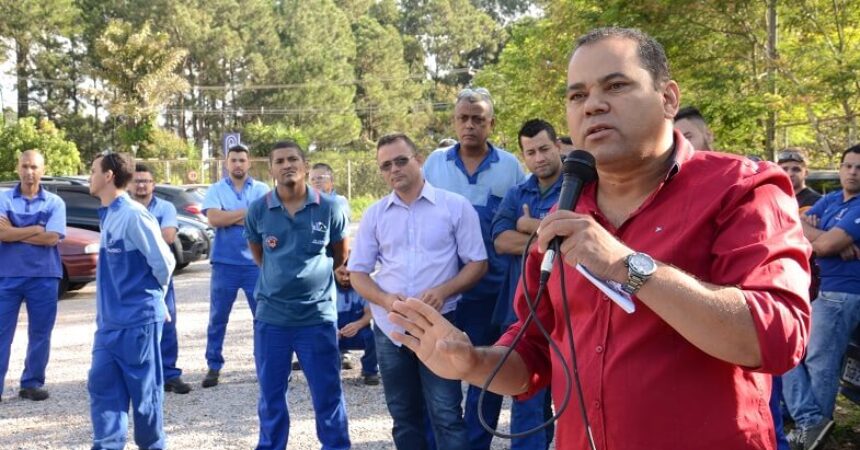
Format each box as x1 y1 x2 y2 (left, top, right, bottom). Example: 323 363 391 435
389 298 477 381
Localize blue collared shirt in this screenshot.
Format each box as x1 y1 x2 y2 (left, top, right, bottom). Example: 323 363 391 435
348 181 487 342
146 196 178 230
203 177 269 266
490 174 563 326
96 194 175 330
244 186 348 327
0 183 66 279
423 143 525 303
336 286 368 326
806 190 860 293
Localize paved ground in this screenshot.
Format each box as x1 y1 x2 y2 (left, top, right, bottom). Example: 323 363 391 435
0 261 520 449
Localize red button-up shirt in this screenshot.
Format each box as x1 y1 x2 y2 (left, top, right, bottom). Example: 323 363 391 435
497 136 811 450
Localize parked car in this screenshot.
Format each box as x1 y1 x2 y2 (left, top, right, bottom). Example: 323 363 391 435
0 180 211 271
0 186 98 296
59 226 100 295
806 170 840 195
154 184 208 223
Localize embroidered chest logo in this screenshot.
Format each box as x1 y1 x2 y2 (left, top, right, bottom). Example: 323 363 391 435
266 235 279 249
312 221 328 233
655 226 664 233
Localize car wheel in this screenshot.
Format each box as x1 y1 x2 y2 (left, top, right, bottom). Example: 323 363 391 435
175 261 190 272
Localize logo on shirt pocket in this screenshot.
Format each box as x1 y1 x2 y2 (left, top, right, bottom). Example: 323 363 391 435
266 235 279 249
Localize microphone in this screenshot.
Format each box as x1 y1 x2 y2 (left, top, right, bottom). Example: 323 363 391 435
540 150 598 279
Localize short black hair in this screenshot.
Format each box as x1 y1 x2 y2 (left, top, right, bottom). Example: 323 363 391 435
517 119 558 151
98 152 135 188
312 162 333 173
227 143 250 156
675 106 707 123
377 133 418 155
269 140 305 163
574 27 670 89
842 144 860 164
135 163 152 174
559 136 573 146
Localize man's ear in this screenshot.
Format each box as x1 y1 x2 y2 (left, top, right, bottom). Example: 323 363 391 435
662 80 681 119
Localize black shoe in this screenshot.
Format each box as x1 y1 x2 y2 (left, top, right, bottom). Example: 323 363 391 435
19 387 50 401
165 377 192 394
362 373 380 386
800 419 834 450
291 361 302 371
201 369 220 388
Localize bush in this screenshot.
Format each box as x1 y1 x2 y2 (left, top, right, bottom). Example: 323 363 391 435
0 117 82 180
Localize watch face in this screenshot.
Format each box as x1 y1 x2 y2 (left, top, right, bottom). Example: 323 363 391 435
629 253 657 275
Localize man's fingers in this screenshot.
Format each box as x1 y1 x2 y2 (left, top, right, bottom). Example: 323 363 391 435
389 302 435 336
536 213 587 252
390 331 421 352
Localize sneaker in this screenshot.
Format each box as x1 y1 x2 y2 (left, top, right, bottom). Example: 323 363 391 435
165 377 192 394
201 369 220 388
800 419 834 450
291 360 302 371
19 387 50 401
362 373 380 386
786 428 804 450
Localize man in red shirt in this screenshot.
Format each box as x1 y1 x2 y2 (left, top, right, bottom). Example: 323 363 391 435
387 27 811 450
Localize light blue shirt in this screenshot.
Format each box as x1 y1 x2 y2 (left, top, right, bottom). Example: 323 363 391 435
146 196 178 230
423 143 525 303
96 194 175 330
348 181 487 341
203 177 269 266
0 183 66 278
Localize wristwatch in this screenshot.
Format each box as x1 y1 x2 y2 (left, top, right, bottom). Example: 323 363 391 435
622 252 657 295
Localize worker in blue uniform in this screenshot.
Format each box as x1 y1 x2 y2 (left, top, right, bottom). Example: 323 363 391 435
132 163 191 394
201 143 269 388
86 153 175 450
0 150 65 402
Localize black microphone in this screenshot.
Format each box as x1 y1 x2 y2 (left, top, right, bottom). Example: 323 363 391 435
540 150 598 279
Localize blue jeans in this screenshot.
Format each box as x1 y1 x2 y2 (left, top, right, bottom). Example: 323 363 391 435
770 376 789 450
510 388 553 450
338 324 378 376
783 290 860 427
160 280 182 381
374 323 468 450
88 322 165 450
456 298 503 450
206 263 259 370
0 277 59 397
254 321 350 450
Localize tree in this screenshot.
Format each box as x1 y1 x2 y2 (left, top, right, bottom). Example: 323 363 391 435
0 116 82 180
0 0 80 117
352 16 428 143
93 20 189 153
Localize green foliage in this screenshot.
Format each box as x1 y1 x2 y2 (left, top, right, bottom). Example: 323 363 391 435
347 194 377 222
242 121 312 157
0 117 82 180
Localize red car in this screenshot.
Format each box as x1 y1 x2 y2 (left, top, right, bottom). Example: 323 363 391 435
59 226 99 295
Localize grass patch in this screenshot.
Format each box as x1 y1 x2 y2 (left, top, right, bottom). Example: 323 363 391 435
832 394 860 449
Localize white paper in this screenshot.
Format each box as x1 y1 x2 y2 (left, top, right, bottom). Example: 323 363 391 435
575 264 636 314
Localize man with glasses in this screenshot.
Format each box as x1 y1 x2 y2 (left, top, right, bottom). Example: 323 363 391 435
201 143 269 388
0 150 65 402
783 145 860 450
424 87 525 449
87 152 175 450
349 133 487 450
310 163 350 218
777 149 821 212
132 164 192 394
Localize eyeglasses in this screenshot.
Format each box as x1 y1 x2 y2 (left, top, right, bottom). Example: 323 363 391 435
777 151 805 164
311 174 332 182
379 155 412 172
457 87 492 101
133 179 153 185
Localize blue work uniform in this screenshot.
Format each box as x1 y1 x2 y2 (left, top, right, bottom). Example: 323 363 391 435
424 143 525 450
245 186 350 450
336 286 377 376
0 183 65 399
87 194 175 450
490 174 561 450
202 176 269 371
145 196 183 382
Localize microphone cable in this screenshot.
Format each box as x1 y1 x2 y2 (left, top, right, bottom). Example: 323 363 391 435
476 231 598 450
